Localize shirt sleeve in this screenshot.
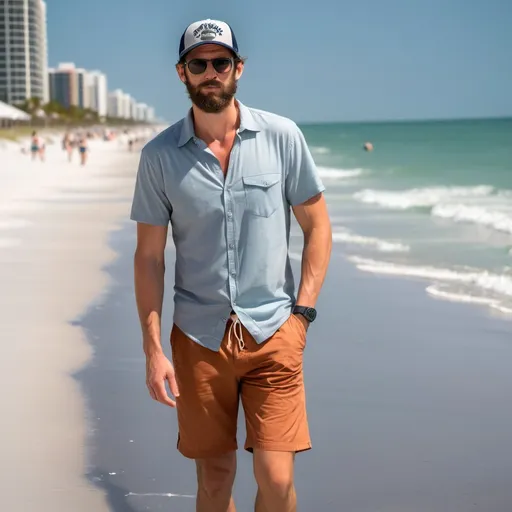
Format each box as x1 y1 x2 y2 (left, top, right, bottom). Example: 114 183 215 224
285 123 325 206
130 149 172 226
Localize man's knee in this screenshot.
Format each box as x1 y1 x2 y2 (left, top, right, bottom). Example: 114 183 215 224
253 450 295 497
196 452 236 499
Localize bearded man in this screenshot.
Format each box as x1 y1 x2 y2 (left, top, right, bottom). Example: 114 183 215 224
130 18 332 512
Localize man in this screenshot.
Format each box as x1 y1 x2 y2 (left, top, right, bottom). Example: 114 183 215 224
130 18 332 512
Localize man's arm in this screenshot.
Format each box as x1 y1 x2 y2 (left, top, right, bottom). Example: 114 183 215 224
292 192 332 326
134 223 167 356
134 222 179 406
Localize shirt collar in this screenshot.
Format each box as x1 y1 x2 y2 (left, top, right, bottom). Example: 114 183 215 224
177 100 260 148
237 100 261 134
177 109 195 147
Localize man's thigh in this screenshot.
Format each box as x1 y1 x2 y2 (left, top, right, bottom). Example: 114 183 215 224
240 315 312 453
171 325 239 459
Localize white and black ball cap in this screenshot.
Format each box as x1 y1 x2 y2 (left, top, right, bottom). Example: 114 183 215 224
179 19 241 60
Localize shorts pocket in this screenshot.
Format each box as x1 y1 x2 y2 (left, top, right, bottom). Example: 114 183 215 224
243 173 282 217
289 314 307 348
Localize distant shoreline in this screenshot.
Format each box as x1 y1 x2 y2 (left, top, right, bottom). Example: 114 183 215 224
298 114 512 127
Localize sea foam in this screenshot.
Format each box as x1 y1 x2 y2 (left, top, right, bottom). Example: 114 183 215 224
311 146 331 154
431 203 512 235
332 229 410 253
353 185 494 209
353 185 512 237
347 255 512 314
318 166 364 179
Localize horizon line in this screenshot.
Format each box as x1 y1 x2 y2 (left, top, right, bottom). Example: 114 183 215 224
297 114 512 126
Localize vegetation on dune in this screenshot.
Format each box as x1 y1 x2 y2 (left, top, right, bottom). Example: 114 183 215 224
8 97 148 127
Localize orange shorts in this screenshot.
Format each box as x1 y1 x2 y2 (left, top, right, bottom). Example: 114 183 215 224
170 314 311 459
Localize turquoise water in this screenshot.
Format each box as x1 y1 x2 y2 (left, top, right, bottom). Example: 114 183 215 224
299 118 512 316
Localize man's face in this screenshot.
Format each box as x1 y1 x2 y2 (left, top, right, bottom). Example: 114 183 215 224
177 45 244 113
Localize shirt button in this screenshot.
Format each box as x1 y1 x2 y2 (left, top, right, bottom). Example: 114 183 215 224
227 211 233 219
229 243 234 249
231 271 236 277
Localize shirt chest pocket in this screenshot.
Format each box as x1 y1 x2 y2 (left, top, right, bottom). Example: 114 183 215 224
242 173 282 217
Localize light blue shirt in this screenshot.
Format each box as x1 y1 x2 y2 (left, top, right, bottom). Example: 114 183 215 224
130 101 325 351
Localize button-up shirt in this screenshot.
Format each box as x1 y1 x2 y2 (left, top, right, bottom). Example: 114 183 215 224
130 101 325 351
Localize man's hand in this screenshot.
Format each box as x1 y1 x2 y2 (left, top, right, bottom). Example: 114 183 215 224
146 352 180 407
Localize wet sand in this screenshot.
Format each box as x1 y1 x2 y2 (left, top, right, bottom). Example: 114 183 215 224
78 216 512 511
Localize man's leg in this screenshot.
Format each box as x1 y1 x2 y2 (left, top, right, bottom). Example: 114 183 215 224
170 324 240 511
196 452 237 512
238 314 311 512
253 450 295 512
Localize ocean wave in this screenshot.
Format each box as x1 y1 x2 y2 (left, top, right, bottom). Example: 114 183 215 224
425 285 498 305
348 256 512 297
311 146 331 154
353 185 494 209
431 204 512 235
318 167 364 179
353 185 512 237
347 256 512 316
332 229 410 253
426 286 512 315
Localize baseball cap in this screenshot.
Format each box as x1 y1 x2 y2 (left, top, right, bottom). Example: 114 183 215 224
179 19 241 60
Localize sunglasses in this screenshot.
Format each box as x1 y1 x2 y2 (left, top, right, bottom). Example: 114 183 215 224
185 57 234 75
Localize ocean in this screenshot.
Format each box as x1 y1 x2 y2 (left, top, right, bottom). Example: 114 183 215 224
300 117 512 317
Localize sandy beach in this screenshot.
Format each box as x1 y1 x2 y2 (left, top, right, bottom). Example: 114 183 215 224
0 132 143 511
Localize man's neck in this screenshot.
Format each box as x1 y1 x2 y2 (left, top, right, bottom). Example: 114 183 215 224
192 99 240 145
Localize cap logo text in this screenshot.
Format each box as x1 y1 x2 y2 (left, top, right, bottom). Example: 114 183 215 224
193 22 224 41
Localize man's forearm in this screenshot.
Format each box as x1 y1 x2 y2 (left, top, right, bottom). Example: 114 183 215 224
296 225 332 307
134 254 166 356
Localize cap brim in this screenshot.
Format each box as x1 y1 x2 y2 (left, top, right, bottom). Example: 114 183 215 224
179 41 241 59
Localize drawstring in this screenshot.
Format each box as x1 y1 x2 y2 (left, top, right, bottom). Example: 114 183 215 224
227 315 245 351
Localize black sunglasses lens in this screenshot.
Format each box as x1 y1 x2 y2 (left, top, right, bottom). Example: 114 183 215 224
187 59 207 75
187 58 233 75
212 58 232 73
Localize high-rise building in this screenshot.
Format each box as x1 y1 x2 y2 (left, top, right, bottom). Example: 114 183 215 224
145 106 155 123
39 0 48 102
87 70 107 118
135 102 147 121
48 63 88 109
48 62 78 108
0 0 49 104
107 88 124 118
76 67 89 109
122 92 132 119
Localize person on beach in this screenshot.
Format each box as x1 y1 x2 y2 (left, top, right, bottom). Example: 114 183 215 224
78 134 88 166
30 131 45 162
131 18 332 512
62 132 75 162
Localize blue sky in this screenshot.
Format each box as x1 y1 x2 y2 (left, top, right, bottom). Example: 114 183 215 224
47 0 512 124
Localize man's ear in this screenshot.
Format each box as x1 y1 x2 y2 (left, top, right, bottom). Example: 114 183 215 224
235 61 244 81
176 63 187 83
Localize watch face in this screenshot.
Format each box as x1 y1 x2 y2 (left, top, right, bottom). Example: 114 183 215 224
305 308 317 322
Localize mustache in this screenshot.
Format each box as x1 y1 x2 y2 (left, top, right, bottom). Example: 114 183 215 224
199 80 223 88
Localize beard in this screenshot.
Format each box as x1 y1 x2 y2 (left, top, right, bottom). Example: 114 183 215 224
185 73 238 113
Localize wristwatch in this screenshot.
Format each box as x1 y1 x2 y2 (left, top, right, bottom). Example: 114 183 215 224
293 305 317 323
